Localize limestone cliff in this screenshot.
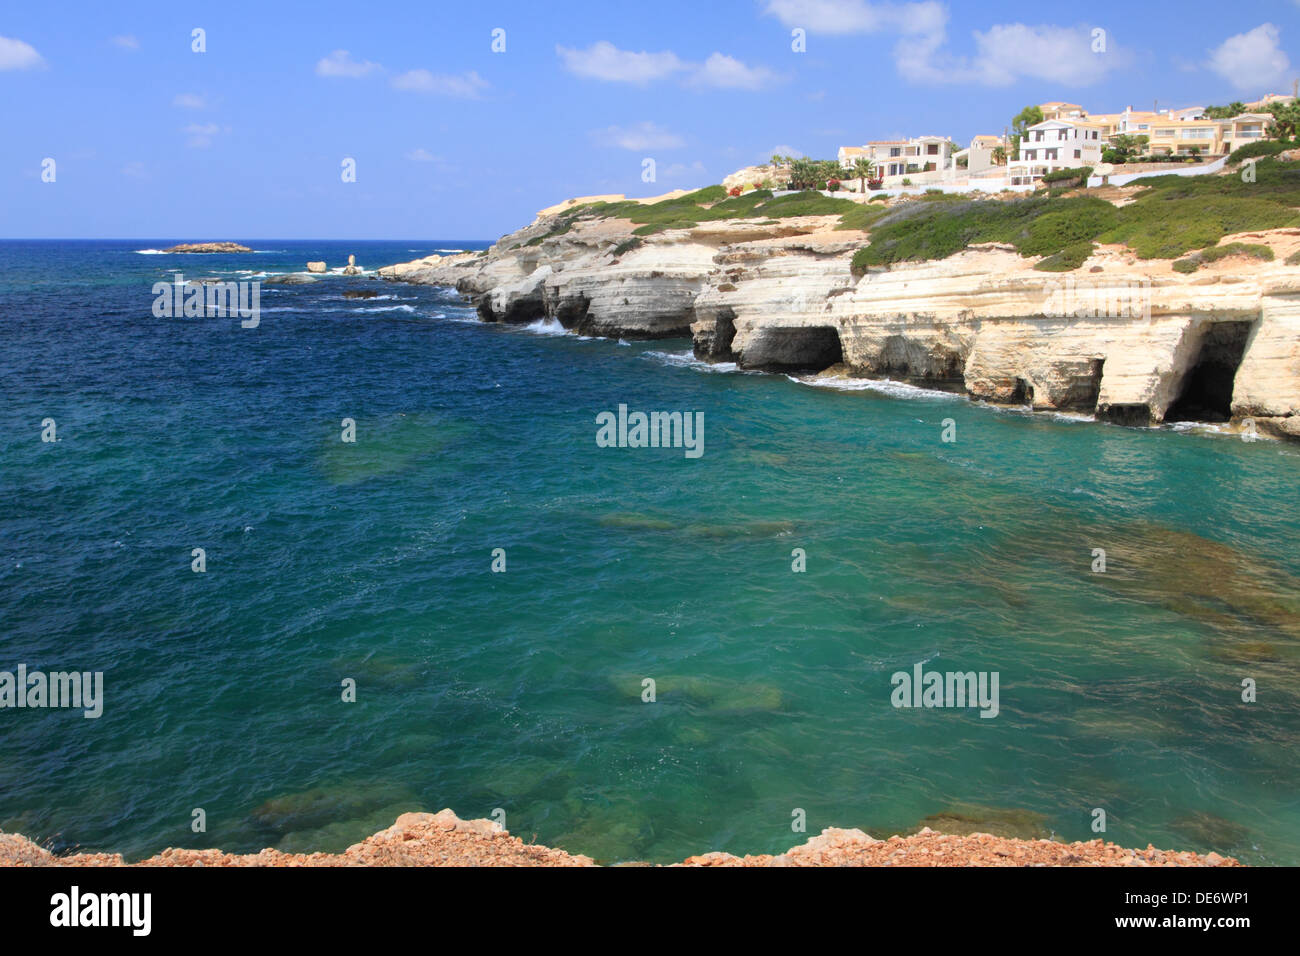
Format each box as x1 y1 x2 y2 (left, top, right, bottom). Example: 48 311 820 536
378 205 1300 440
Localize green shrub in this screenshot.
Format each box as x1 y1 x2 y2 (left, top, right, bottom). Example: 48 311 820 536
1041 166 1094 186
835 203 891 231
1100 196 1296 258
1227 140 1297 165
678 185 729 204
1171 242 1274 273
1033 241 1095 272
850 196 1113 271
1198 242 1275 264
756 190 858 218
611 238 643 257
1016 199 1119 257
1287 250 1300 266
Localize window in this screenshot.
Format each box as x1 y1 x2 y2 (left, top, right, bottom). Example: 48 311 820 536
890 147 901 157
1046 149 1058 160
1074 150 1081 159
926 144 938 155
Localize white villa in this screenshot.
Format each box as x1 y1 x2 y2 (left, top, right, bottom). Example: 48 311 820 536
1008 119 1105 185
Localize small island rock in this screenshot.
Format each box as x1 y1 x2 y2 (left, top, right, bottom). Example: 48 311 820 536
163 242 253 254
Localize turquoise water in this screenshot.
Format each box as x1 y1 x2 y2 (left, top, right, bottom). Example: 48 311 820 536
2 240 1299 863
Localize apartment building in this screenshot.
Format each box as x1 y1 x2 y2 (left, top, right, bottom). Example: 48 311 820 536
1008 119 1105 185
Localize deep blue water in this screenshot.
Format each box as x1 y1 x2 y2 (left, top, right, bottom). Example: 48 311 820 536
2 239 1299 864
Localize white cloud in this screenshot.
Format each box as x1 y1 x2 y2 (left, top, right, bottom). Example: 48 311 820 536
110 35 139 52
905 23 1122 87
315 49 381 78
692 53 780 90
767 144 802 160
558 41 687 84
763 0 946 37
592 121 686 151
0 35 44 70
559 40 779 90
1209 23 1292 92
183 122 222 148
391 69 488 97
405 148 438 162
763 3 1122 87
172 93 208 109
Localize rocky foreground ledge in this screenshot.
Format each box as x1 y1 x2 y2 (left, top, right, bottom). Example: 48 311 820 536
0 811 1238 867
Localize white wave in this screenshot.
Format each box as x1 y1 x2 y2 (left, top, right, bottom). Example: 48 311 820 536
523 318 568 336
135 249 169 255
790 373 961 402
1167 421 1231 436
356 304 418 313
642 349 738 373
617 339 630 347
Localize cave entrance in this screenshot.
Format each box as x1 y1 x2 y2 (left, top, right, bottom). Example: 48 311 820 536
1010 377 1035 405
1165 321 1254 423
739 326 843 373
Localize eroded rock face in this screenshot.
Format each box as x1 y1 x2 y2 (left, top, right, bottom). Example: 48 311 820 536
377 207 1300 437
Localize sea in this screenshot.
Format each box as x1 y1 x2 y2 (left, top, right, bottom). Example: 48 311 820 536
2 239 1298 864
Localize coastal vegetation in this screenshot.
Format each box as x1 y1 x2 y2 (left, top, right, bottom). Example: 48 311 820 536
1172 242 1275 273
538 186 873 238
851 155 1300 274
524 153 1300 275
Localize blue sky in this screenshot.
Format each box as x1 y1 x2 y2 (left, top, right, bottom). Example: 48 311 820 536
2 0 1297 239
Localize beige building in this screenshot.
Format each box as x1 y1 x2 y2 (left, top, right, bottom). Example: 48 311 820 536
837 136 953 180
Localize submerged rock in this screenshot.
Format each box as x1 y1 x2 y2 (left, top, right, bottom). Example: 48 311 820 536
250 781 419 835
1168 811 1250 850
906 804 1053 841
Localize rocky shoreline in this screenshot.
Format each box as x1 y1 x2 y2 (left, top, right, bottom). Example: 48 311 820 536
378 190 1300 441
0 810 1240 867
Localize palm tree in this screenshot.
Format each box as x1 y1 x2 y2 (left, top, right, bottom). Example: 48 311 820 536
852 157 875 193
